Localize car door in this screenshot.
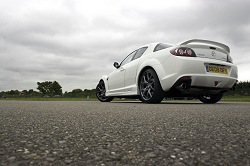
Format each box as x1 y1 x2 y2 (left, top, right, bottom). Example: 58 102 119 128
107 50 137 93
124 47 148 90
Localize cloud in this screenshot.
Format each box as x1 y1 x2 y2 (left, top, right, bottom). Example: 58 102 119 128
0 0 249 92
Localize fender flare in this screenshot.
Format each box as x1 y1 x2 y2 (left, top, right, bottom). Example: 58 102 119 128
136 59 166 91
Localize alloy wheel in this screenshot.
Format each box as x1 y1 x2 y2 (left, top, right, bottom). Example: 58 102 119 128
96 81 109 101
140 71 156 100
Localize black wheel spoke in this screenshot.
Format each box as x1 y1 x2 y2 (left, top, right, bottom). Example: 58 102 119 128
96 87 102 93
147 89 152 98
146 72 151 81
202 95 211 100
142 76 148 84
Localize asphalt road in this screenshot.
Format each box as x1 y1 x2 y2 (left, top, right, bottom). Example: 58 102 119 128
0 100 249 166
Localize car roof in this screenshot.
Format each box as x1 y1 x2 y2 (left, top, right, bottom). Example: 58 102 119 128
139 43 174 54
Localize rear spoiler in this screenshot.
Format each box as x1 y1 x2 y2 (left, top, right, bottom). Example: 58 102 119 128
179 39 230 53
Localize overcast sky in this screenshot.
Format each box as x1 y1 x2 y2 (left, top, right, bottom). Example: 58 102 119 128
0 0 249 92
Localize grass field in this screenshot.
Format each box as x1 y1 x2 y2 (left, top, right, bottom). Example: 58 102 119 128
221 95 250 102
1 96 250 102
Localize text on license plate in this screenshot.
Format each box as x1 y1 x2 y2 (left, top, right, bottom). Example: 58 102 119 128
206 65 228 74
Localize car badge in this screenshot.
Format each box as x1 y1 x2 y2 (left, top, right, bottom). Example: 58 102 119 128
212 51 216 57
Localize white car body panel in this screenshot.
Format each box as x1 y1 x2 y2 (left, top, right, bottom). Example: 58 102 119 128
107 68 124 91
100 40 238 97
159 56 237 91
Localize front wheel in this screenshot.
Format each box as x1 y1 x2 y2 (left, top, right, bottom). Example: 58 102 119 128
96 80 114 102
198 93 223 104
139 69 165 103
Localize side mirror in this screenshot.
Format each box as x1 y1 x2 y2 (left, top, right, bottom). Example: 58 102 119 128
113 62 120 69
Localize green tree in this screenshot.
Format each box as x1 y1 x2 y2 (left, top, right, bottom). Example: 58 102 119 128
51 81 63 96
37 81 52 96
28 89 34 94
37 81 62 97
72 89 83 94
9 90 19 96
64 89 83 97
225 81 250 96
22 90 28 97
83 89 96 98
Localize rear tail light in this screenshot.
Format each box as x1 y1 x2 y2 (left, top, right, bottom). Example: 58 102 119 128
170 47 196 57
177 48 184 55
185 49 193 56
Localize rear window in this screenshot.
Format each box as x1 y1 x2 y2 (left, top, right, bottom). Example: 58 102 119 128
153 43 172 52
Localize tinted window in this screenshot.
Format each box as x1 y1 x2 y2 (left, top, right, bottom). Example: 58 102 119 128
153 43 172 52
132 47 148 60
120 50 137 67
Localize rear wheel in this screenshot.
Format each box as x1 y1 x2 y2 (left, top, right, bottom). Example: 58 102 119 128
96 80 114 102
139 69 165 103
198 93 223 104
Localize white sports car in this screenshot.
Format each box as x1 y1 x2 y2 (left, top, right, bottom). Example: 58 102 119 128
96 39 238 103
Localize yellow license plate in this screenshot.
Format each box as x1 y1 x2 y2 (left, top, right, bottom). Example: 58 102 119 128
206 65 228 74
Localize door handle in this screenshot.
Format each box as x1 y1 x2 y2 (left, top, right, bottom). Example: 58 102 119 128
120 68 125 71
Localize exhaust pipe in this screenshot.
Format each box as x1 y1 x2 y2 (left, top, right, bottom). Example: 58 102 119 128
181 83 188 89
173 76 192 93
176 82 189 93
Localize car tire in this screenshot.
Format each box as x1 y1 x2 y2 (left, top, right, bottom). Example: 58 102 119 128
198 93 223 104
96 80 114 102
139 69 165 103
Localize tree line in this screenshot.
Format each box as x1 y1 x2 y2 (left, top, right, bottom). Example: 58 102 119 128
225 81 250 96
0 81 96 98
1 81 250 99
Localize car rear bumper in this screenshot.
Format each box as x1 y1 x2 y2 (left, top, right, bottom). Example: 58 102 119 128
156 56 238 92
